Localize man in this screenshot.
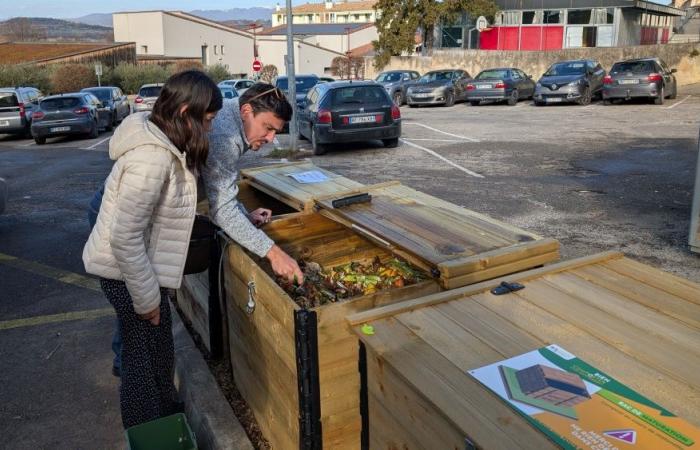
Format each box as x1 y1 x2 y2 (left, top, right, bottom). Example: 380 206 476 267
203 83 304 282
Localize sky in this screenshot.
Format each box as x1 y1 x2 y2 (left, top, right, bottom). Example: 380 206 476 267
0 0 297 20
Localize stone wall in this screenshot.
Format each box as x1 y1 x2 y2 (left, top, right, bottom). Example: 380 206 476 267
365 42 700 85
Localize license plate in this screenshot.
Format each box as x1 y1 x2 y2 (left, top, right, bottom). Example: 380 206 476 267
0 120 9 127
349 115 378 124
618 79 639 85
50 126 70 133
478 84 493 89
412 93 431 98
545 97 563 103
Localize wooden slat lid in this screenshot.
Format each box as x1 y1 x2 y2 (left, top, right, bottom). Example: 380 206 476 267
316 182 559 287
241 162 363 212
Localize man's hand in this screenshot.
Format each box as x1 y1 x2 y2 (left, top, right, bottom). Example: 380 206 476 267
138 306 161 326
266 244 304 284
249 208 272 227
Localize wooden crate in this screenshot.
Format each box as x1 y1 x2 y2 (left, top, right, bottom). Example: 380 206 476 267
222 181 560 449
348 252 700 449
690 128 700 253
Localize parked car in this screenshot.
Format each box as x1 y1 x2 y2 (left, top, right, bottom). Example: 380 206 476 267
218 79 255 95
0 177 6 215
534 59 606 106
81 86 130 128
375 70 421 106
30 93 111 145
0 87 44 137
406 69 471 107
466 68 536 106
603 58 677 105
133 83 164 112
297 80 401 155
275 74 320 109
219 86 239 100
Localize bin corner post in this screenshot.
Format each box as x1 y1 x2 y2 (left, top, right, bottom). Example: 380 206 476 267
295 309 322 450
207 230 224 359
359 341 369 450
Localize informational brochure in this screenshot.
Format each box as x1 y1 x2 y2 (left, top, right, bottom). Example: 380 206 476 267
469 345 699 449
286 170 330 184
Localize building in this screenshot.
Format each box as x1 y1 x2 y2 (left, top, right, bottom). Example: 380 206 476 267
112 11 346 77
436 0 684 50
272 0 378 27
258 22 378 54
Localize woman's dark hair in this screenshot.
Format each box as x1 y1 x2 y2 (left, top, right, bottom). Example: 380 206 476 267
149 70 223 170
239 83 293 122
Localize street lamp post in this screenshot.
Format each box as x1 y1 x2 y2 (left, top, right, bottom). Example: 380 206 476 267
285 0 298 152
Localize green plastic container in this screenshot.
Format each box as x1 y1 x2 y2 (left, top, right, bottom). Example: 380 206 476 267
125 413 197 450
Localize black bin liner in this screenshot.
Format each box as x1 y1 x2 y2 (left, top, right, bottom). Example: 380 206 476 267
184 215 216 275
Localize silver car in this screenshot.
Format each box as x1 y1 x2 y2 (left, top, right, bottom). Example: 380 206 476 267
0 87 44 137
406 70 471 107
534 60 606 106
375 70 420 106
603 58 677 105
218 79 255 95
133 83 164 112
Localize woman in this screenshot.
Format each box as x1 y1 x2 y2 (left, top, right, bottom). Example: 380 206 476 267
83 70 222 428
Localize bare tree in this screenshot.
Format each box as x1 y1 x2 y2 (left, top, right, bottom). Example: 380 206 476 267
331 56 351 80
349 56 365 80
6 18 38 41
259 64 278 83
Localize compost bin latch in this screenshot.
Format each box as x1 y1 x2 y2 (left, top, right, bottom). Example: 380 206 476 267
245 281 256 314
490 281 525 296
331 193 372 208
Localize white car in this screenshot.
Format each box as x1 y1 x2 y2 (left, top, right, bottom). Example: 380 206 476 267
217 79 256 95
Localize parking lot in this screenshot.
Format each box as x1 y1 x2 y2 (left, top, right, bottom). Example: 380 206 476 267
1 84 700 448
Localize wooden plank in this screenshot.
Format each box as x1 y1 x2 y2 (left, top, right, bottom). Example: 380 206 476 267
517 278 700 389
355 318 558 450
348 252 624 326
471 291 700 426
689 130 700 252
175 281 210 351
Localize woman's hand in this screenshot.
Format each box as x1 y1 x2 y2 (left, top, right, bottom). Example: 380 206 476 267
138 307 161 326
249 208 272 227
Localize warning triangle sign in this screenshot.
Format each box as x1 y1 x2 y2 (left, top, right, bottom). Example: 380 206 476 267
604 429 637 444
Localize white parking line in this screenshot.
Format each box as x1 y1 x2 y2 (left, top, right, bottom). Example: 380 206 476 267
665 95 691 109
399 138 484 178
82 136 111 150
402 138 464 143
20 140 36 147
403 122 479 142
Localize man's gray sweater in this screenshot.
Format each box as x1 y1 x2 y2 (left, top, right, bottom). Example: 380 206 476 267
202 99 274 257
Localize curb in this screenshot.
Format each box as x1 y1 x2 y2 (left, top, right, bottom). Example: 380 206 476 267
171 302 254 450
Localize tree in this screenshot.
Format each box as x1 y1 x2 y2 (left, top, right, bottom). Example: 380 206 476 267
372 0 498 70
206 64 231 83
331 56 351 79
259 64 278 83
6 18 39 41
50 64 96 93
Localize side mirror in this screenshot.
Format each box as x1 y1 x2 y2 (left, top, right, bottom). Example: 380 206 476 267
671 68 678 73
527 74 533 79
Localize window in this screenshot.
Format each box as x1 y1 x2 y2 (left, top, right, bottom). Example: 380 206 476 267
141 45 148 54
221 45 225 55
543 10 562 24
366 14 371 21
522 11 539 25
568 9 592 25
441 26 463 47
411 72 419 79
497 11 520 25
354 14 360 20
214 45 218 55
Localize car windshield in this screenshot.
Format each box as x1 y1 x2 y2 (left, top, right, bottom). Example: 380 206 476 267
276 77 318 93
375 72 403 83
476 70 509 80
41 98 81 110
83 89 111 101
0 92 18 108
611 61 655 74
219 87 238 99
545 62 587 76
419 71 454 83
139 86 162 98
331 86 387 106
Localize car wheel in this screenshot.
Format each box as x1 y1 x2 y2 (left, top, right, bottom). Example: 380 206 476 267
669 83 677 99
602 99 612 105
34 137 46 145
383 138 399 148
392 91 402 106
507 89 518 106
534 100 545 107
409 104 417 108
444 91 455 107
311 128 327 155
654 86 665 105
469 100 480 107
578 86 591 106
89 120 99 139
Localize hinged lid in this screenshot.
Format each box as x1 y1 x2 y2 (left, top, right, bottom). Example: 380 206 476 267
241 161 363 213
316 182 559 288
349 252 700 449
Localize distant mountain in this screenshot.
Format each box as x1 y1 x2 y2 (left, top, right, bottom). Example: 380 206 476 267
0 17 113 42
70 13 113 28
219 19 272 30
189 8 274 22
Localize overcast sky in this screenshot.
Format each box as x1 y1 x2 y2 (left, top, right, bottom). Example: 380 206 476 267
0 0 294 20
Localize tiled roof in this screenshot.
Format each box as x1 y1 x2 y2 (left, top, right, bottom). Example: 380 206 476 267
259 22 374 35
277 0 378 14
0 42 132 64
348 42 375 57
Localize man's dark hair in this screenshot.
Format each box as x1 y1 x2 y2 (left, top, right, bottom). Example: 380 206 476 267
239 83 293 122
150 70 222 170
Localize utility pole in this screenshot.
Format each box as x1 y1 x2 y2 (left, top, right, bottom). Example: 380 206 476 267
285 0 298 152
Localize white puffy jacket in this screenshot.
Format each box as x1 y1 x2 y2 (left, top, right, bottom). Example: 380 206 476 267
82 112 197 314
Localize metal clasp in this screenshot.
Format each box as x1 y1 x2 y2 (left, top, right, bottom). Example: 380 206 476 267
246 281 256 315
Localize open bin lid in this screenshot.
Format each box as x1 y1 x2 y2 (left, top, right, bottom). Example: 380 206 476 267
348 252 700 449
315 182 559 288
241 161 364 213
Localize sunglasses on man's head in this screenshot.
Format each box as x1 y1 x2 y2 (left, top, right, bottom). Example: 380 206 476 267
248 87 285 102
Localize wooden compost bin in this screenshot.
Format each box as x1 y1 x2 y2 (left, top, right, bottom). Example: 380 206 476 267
348 251 700 449
176 161 361 354
689 128 700 253
221 175 560 449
